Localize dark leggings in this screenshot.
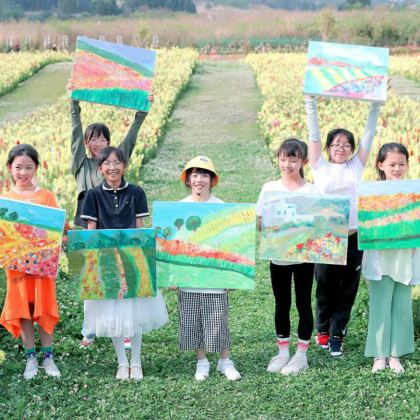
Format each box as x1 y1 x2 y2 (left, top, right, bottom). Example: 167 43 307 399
315 232 363 338
270 262 315 341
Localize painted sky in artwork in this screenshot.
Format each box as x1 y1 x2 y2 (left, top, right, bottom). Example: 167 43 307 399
357 180 420 250
153 201 256 289
260 191 350 265
303 41 389 102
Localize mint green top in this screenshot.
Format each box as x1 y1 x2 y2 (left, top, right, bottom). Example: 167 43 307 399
70 99 147 227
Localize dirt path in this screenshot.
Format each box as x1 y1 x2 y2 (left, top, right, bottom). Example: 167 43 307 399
391 74 420 102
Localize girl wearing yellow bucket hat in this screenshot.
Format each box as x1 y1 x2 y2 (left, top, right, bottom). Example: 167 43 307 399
173 156 241 381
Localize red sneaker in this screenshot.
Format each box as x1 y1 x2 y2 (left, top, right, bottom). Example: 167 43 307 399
315 332 330 350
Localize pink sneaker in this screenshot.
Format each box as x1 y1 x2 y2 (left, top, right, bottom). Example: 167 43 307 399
388 357 405 373
371 358 387 373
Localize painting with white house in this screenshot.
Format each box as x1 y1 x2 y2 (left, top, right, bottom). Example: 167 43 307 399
260 191 350 265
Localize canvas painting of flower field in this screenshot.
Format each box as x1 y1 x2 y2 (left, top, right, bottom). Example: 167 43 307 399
70 37 156 111
303 41 389 103
260 192 350 265
357 180 420 250
152 202 256 289
68 229 156 300
0 198 66 278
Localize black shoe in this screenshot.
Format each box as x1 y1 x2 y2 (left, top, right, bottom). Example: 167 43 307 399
329 336 343 358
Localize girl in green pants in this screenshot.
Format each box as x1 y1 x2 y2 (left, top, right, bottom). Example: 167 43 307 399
362 143 420 373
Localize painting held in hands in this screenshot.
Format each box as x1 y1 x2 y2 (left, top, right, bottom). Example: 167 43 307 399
70 37 156 111
152 202 256 289
303 41 389 103
0 197 66 278
68 229 156 300
358 180 420 250
260 191 350 265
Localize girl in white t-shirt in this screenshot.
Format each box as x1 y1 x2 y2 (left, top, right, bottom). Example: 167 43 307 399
173 156 241 382
363 143 420 373
305 95 383 358
256 139 320 376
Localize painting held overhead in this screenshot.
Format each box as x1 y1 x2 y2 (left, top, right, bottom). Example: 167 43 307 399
303 41 389 103
152 202 256 289
68 229 156 300
70 37 156 111
260 192 350 265
0 197 66 278
357 180 420 250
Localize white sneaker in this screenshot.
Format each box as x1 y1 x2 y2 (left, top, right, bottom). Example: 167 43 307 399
116 365 130 380
130 366 143 380
195 359 210 381
24 357 39 380
217 358 241 381
267 355 291 373
124 339 131 351
280 356 309 376
79 336 95 349
388 357 405 373
42 358 61 378
372 358 387 373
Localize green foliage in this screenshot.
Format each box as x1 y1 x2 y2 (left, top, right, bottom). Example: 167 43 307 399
319 8 338 42
90 0 121 15
162 226 172 239
58 0 78 14
339 0 371 11
8 211 18 222
186 215 201 231
174 218 184 230
0 0 24 22
0 208 8 218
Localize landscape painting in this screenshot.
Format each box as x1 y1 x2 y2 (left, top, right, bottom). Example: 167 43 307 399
358 180 420 250
152 202 256 289
303 41 389 103
68 229 156 300
70 36 156 111
260 192 350 265
0 197 66 278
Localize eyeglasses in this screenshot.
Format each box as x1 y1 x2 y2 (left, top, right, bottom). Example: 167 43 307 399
88 138 109 145
330 144 352 151
102 161 123 168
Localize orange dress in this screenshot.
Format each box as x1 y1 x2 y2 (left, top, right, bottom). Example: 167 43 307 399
0 188 60 338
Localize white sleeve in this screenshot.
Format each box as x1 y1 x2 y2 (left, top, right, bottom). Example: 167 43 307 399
256 186 266 217
349 154 365 177
312 153 327 171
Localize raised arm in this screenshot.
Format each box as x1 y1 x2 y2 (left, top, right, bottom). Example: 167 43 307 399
305 97 322 168
357 102 382 167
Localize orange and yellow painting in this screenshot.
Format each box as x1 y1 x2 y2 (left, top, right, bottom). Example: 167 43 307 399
0 197 66 278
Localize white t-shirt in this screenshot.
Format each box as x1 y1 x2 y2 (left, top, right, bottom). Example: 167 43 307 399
179 194 226 294
256 179 320 266
312 154 364 230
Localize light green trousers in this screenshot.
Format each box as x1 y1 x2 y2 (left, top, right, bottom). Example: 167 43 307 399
365 275 414 358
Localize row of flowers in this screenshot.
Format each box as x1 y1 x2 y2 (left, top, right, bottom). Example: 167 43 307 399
245 52 420 182
0 50 72 97
358 193 420 212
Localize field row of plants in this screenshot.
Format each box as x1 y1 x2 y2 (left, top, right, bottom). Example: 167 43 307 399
0 47 199 219
245 52 420 182
0 50 72 97
389 55 420 84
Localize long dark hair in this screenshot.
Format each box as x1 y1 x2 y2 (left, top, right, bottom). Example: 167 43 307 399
84 123 111 143
376 142 409 180
277 138 308 179
7 144 40 184
96 147 128 167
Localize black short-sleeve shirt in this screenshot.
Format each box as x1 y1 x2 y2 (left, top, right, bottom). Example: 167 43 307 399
81 180 149 229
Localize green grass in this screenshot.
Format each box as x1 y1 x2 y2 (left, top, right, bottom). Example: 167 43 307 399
2 61 420 420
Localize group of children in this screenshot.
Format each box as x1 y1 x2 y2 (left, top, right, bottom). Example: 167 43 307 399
0 83 418 381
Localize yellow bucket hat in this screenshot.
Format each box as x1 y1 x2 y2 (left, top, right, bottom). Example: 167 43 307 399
180 155 219 187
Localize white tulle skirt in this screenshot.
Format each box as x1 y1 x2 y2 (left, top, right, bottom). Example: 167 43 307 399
83 289 169 337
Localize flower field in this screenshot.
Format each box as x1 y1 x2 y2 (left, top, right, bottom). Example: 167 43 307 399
0 48 199 219
0 51 72 97
245 52 420 182
389 55 420 84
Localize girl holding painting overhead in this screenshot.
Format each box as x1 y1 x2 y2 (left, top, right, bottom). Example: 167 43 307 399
0 144 61 380
174 156 241 382
363 143 420 373
305 94 384 358
256 139 320 376
80 146 168 380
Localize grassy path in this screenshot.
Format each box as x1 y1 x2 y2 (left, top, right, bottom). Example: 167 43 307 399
0 62 72 126
1 61 420 420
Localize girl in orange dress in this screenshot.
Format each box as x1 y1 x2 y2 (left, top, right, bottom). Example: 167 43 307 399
0 144 60 380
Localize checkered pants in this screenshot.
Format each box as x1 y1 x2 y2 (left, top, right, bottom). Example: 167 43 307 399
178 290 232 353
